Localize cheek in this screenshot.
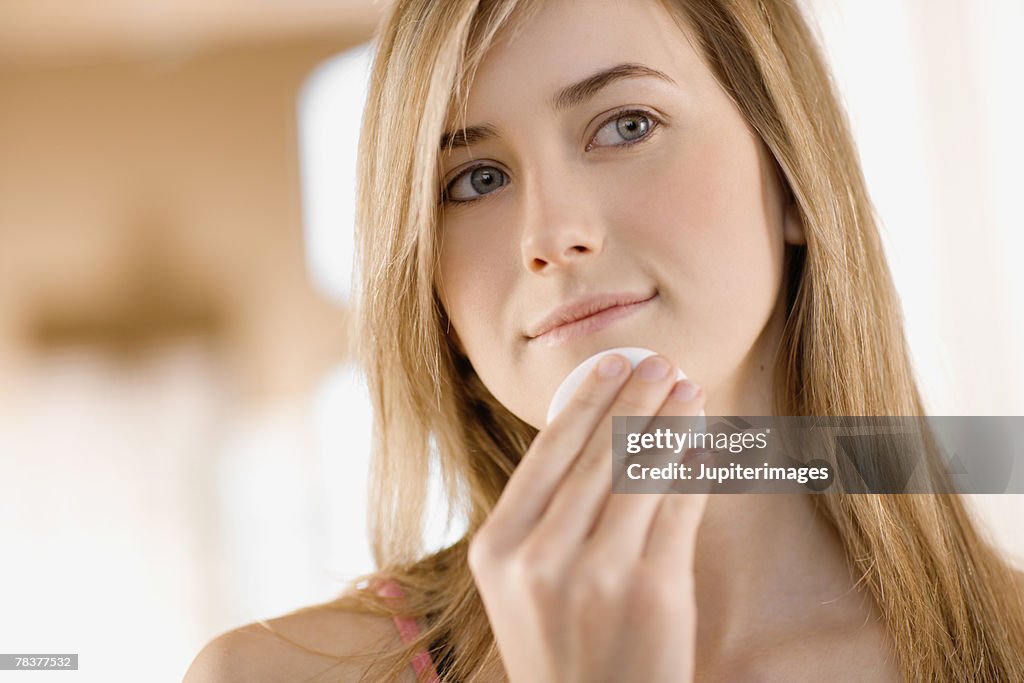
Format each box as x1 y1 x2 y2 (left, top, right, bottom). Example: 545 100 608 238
438 216 521 355
439 221 542 421
604 127 785 381
616 129 780 267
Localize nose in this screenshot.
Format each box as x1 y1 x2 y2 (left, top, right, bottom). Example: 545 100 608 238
519 169 605 274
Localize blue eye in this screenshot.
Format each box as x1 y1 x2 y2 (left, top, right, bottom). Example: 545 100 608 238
588 110 658 150
440 110 658 204
444 165 508 203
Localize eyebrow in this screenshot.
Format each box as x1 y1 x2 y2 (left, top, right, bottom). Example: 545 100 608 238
439 62 675 152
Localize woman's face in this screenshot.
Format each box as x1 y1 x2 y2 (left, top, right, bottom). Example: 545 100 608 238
436 0 803 429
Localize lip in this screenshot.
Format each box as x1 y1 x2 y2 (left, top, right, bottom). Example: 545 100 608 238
526 292 657 347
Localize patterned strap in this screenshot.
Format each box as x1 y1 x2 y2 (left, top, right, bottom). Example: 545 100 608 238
375 578 441 682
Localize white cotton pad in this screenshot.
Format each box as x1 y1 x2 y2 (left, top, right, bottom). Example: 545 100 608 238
546 347 706 425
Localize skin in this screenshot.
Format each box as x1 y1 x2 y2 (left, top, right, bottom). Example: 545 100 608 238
437 0 899 680
437 0 798 425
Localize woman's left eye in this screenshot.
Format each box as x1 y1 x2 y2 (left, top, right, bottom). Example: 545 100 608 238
588 110 659 150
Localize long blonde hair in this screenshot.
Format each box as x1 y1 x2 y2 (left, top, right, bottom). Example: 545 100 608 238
286 1 1024 680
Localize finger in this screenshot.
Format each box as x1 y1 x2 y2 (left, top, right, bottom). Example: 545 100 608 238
582 379 704 565
528 355 680 553
643 464 711 573
481 353 630 550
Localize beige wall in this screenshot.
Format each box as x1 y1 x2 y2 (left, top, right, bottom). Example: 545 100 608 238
0 31 376 406
0 9 383 678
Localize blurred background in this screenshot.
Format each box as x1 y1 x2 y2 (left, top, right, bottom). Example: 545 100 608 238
0 0 1021 680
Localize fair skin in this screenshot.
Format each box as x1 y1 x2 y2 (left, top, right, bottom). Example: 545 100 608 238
185 1 901 681
437 0 899 680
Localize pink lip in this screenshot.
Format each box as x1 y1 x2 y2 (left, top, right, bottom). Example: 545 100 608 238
527 292 657 347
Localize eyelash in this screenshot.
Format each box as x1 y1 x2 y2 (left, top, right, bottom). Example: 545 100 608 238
440 108 662 206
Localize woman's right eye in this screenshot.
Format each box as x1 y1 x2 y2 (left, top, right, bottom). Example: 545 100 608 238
443 165 508 203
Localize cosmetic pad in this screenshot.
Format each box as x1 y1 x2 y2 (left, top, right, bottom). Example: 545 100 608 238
545 347 706 427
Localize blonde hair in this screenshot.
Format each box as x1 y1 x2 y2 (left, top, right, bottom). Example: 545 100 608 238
281 0 1024 680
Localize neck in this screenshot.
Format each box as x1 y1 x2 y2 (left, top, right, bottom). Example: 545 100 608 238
691 494 867 654
688 293 877 656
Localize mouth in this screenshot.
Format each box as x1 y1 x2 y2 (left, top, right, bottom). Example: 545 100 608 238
527 292 657 347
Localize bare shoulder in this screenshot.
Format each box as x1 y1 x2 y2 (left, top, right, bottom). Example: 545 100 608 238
182 603 416 683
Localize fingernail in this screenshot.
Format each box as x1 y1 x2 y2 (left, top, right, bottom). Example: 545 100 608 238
671 380 700 401
638 356 670 381
597 355 625 378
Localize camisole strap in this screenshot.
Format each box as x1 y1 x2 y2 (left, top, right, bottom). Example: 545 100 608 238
374 578 442 682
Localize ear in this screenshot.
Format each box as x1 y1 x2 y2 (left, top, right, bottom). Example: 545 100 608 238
770 157 805 246
783 193 806 246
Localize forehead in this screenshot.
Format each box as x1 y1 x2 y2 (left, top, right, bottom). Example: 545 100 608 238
459 0 703 120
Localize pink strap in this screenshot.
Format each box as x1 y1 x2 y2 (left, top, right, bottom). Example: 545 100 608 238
375 578 441 682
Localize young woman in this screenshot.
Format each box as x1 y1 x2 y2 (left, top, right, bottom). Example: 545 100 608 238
186 0 1024 680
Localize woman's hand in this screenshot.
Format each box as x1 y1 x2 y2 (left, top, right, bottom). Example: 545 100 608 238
467 353 708 683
